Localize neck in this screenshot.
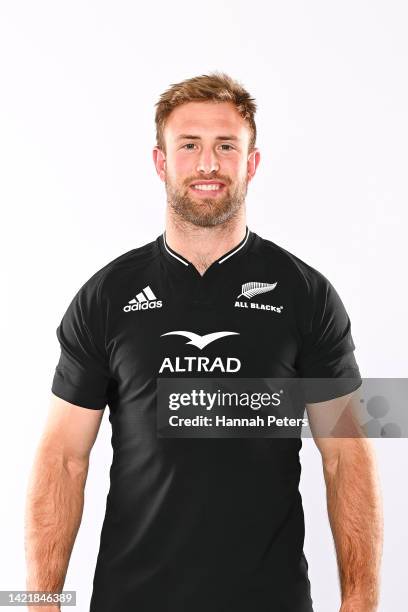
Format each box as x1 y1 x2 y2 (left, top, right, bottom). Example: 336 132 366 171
164 208 247 276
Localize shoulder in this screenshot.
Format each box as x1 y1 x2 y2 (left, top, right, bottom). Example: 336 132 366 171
252 232 332 296
252 233 348 335
69 236 160 305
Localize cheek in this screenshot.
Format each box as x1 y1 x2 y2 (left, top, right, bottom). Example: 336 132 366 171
171 155 195 177
226 158 247 179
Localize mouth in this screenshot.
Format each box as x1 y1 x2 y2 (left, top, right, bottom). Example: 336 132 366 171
189 181 226 197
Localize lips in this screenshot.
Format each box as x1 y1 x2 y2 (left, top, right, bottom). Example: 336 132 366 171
190 181 225 187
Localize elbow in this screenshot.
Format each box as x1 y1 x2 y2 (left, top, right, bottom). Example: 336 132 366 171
35 440 89 479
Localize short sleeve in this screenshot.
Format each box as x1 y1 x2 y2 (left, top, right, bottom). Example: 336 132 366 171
296 270 362 403
51 272 111 410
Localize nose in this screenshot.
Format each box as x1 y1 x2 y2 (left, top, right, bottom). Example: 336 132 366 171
196 147 220 174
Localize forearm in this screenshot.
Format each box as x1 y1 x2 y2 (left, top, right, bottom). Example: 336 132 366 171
323 439 383 610
24 441 88 606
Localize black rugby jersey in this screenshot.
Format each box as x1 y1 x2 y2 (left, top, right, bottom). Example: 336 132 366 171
51 226 362 612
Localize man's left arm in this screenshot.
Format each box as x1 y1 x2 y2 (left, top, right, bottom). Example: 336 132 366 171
307 393 384 612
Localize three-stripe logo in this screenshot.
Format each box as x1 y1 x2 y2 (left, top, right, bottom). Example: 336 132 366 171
123 285 163 312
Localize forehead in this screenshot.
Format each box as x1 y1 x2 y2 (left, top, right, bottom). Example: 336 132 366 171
164 101 249 140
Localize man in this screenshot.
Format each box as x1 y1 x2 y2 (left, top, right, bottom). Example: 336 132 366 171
25 72 383 611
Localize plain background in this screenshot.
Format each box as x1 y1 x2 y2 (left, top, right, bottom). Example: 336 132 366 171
1 1 407 610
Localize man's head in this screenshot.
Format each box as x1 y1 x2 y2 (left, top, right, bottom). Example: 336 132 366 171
153 72 260 228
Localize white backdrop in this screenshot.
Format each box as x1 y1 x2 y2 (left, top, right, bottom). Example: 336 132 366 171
1 1 407 610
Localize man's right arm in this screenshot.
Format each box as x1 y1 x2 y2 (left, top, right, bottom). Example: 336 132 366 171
24 393 105 611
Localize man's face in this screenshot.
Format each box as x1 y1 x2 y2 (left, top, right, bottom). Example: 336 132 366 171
154 101 259 227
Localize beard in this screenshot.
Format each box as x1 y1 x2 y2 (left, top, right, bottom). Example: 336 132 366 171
165 174 248 228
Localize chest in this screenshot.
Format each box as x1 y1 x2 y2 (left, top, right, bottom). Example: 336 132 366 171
106 265 304 382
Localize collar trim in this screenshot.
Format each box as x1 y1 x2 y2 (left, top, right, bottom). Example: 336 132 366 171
218 227 249 263
163 234 189 266
162 226 251 268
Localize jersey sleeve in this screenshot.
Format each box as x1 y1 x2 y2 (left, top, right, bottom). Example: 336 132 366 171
51 271 112 410
296 269 362 403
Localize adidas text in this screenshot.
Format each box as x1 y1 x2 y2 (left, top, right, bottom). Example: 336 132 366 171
124 300 162 312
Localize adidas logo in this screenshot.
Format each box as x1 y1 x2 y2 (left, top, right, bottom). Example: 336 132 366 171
123 285 163 312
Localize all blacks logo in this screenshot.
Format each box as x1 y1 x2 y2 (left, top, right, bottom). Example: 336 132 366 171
123 300 162 312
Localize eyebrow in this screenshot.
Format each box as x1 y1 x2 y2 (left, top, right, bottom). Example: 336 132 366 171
176 134 240 141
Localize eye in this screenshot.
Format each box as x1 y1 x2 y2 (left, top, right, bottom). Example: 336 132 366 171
182 143 197 150
219 144 234 151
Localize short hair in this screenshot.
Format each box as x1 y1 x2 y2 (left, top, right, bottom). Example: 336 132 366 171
154 71 257 153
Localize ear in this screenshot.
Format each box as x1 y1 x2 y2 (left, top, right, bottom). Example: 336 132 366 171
152 146 166 181
247 148 261 182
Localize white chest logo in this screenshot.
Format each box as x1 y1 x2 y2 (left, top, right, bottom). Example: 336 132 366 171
161 330 239 350
237 281 277 299
123 285 163 312
235 281 284 314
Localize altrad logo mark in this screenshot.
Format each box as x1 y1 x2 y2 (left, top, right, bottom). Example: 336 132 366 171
159 330 241 373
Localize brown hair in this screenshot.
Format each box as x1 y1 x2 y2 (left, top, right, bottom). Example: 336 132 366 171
154 71 257 153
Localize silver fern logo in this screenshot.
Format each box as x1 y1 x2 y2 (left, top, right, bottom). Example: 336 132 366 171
237 281 277 299
235 281 284 314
